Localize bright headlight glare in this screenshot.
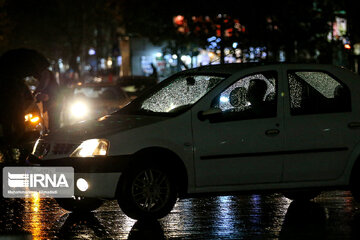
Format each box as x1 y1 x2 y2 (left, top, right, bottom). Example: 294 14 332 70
70 101 88 118
70 139 109 157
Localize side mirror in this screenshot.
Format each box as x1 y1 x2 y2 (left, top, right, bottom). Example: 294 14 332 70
198 108 222 121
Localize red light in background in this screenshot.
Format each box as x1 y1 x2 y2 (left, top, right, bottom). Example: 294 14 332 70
173 15 185 26
225 28 233 37
216 29 221 37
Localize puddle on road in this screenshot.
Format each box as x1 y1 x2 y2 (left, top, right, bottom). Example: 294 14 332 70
0 191 359 239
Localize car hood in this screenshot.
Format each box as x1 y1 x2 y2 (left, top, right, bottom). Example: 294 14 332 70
47 114 168 142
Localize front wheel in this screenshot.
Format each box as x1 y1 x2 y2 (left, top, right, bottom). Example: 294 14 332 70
56 197 103 212
117 167 177 220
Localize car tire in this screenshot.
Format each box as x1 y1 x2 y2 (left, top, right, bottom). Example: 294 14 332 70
117 166 177 220
283 191 320 201
56 197 103 212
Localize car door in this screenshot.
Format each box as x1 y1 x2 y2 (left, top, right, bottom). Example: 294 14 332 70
192 67 285 189
282 65 359 182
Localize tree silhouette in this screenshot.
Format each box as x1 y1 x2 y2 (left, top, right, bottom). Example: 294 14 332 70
4 0 116 74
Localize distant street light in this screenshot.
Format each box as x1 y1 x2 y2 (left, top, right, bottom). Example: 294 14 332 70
88 48 96 55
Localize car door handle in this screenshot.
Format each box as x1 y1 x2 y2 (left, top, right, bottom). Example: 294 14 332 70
265 129 280 136
348 122 360 129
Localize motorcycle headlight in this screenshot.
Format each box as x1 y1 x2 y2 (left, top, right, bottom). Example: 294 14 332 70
70 101 89 118
70 139 109 157
25 113 40 124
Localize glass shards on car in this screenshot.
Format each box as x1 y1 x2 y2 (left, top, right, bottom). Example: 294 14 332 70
137 75 224 113
31 63 360 221
63 83 130 125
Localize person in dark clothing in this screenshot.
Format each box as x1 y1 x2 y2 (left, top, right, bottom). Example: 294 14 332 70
34 69 62 131
245 79 275 118
0 74 29 145
150 63 158 80
0 48 49 146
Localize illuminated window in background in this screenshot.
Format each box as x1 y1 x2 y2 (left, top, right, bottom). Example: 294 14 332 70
100 58 106 69
329 17 347 41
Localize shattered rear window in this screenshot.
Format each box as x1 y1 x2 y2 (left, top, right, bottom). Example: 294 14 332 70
295 72 340 98
288 71 350 115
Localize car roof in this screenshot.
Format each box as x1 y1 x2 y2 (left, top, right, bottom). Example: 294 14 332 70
181 63 341 75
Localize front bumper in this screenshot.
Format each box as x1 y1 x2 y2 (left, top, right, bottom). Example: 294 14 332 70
26 154 132 198
73 172 122 198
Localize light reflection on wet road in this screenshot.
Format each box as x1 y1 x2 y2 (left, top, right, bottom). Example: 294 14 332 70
0 190 359 239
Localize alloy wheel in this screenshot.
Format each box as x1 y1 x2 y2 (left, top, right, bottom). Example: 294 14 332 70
131 168 171 212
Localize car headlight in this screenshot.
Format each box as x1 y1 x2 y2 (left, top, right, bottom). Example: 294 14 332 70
70 101 89 118
70 139 109 157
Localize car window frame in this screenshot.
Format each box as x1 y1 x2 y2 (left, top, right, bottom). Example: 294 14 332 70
205 71 279 123
188 65 284 123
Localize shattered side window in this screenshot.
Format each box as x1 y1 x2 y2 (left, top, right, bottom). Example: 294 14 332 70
288 74 302 109
207 71 277 121
215 73 276 112
288 71 351 115
141 75 224 113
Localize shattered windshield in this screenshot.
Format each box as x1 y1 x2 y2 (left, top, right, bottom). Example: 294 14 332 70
120 74 226 115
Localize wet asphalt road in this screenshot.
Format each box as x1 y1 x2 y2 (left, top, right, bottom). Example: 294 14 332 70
0 190 359 239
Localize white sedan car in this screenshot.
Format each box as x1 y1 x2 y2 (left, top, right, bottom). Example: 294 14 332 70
30 63 360 220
